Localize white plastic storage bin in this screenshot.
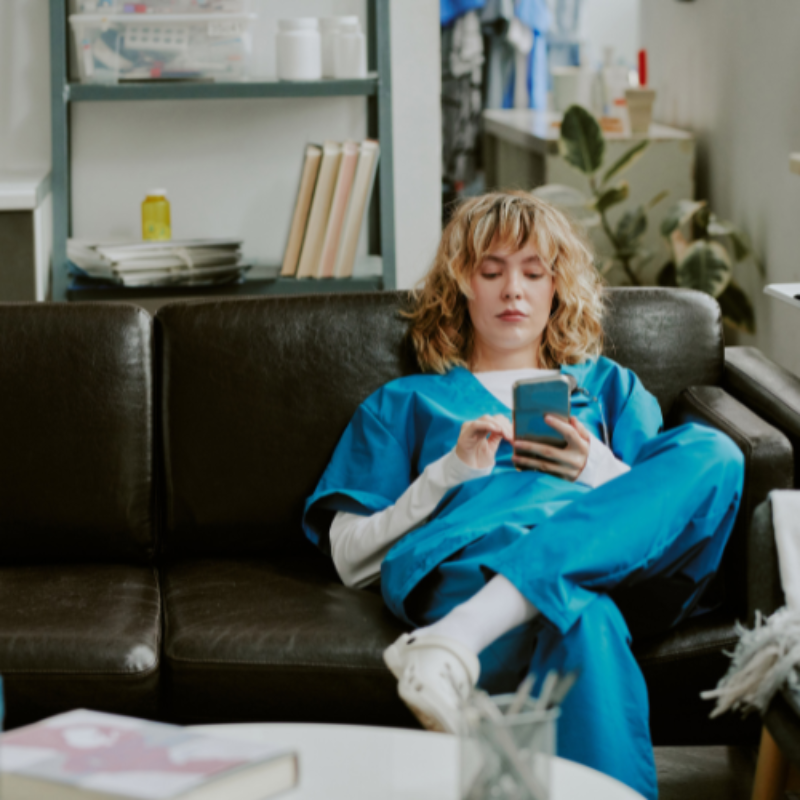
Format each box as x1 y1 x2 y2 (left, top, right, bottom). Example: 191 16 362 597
72 1 253 13
69 12 256 83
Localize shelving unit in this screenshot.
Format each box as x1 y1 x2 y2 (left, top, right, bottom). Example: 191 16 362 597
48 0 395 302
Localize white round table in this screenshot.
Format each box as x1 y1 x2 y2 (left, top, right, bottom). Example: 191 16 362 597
192 722 644 800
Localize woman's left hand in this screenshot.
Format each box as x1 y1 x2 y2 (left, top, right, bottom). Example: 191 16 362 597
513 415 591 481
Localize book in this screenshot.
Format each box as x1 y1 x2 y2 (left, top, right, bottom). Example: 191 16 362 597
315 140 360 279
280 143 322 277
295 141 343 279
333 139 380 279
0 709 297 800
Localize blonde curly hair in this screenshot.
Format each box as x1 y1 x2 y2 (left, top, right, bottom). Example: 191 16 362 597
406 190 605 373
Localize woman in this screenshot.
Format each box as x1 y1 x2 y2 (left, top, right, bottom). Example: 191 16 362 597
302 192 743 799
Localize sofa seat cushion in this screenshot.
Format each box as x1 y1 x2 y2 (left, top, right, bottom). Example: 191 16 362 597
163 558 757 742
0 564 161 728
634 608 760 746
162 557 415 727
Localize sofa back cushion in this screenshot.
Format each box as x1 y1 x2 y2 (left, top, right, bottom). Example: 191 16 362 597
157 287 722 559
157 293 417 559
0 304 155 562
603 287 723 410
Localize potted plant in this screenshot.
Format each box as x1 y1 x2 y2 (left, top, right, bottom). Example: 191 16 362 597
537 104 667 286
657 200 763 334
537 105 762 333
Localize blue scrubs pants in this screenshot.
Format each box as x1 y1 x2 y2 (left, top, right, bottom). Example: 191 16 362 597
408 424 744 800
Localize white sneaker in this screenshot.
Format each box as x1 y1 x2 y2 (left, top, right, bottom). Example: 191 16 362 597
383 632 481 734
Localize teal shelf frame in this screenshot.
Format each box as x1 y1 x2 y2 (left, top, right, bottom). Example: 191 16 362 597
49 0 396 301
67 76 379 102
66 275 383 303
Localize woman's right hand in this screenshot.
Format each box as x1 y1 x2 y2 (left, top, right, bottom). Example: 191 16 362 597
455 414 514 470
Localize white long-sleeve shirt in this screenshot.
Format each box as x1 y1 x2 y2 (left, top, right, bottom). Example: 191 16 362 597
330 368 630 588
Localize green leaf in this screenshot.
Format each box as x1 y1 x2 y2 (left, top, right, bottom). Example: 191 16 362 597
596 256 616 276
707 215 735 237
559 105 605 176
595 182 629 213
707 215 746 250
600 139 649 187
657 261 678 287
660 200 706 238
675 240 732 298
727 231 751 261
647 190 669 211
615 205 647 247
707 217 764 275
692 206 711 238
717 281 756 334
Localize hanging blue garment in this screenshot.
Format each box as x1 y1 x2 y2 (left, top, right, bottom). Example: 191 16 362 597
548 0 584 69
441 0 487 27
303 356 744 800
482 0 516 109
495 0 551 109
515 0 552 110
529 27 549 109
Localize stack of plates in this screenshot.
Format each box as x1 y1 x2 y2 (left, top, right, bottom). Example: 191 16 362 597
68 239 250 287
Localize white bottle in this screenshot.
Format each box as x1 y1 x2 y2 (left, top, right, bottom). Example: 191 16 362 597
334 17 367 79
319 17 341 79
276 18 322 81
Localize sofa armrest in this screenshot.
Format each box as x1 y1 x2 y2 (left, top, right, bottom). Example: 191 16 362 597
724 346 800 487
747 499 785 624
667 386 793 617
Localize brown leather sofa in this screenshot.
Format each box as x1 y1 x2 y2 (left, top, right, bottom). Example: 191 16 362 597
1 287 798 746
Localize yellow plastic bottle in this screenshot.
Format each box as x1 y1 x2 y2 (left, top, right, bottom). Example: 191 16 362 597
141 189 171 241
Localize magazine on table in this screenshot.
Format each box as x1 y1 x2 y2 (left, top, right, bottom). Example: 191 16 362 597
0 708 298 800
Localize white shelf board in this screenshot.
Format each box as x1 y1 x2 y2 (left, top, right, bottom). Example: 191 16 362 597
0 169 51 211
482 109 692 155
764 283 800 311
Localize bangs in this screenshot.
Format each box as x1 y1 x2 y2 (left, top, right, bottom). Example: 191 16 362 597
468 195 560 274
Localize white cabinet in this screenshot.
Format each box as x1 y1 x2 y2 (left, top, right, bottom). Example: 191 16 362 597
0 170 52 301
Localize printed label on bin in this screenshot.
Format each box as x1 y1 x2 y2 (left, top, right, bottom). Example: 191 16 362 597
208 20 243 37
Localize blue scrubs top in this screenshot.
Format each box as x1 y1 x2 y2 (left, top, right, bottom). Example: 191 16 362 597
303 357 663 625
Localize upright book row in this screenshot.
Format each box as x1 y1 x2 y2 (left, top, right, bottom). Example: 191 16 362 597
281 139 380 280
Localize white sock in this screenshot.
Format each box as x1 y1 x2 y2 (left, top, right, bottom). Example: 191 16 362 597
414 575 538 656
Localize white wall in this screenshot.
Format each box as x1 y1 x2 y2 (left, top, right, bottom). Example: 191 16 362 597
0 0 441 290
578 0 639 69
641 0 800 377
0 0 51 171
390 0 441 289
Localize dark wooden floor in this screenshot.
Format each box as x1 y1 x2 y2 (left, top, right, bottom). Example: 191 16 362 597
655 746 758 800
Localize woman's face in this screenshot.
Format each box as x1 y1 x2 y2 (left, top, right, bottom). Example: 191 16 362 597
468 238 556 369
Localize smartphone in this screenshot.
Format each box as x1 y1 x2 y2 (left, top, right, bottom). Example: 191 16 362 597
513 375 572 451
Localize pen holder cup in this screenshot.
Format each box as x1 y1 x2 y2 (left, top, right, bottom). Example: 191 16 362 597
460 693 559 800
625 87 656 134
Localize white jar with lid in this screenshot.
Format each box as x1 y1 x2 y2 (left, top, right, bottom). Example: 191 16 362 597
334 17 367 79
277 18 322 81
319 17 341 79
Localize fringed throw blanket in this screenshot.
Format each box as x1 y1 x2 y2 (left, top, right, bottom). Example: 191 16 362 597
703 490 800 717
